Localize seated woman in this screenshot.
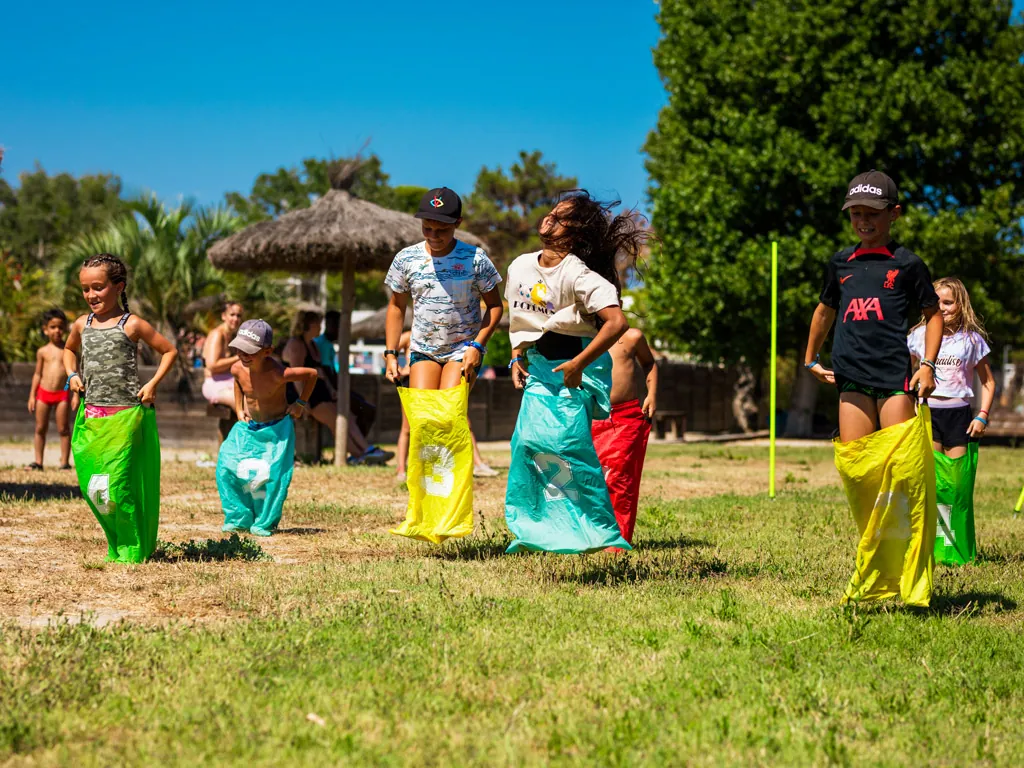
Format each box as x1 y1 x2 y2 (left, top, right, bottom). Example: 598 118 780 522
202 301 245 407
282 310 393 465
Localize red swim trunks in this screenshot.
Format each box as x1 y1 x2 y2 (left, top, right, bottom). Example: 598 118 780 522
36 386 69 406
591 399 651 544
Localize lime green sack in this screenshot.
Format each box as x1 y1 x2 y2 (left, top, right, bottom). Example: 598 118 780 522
934 442 979 566
72 405 161 563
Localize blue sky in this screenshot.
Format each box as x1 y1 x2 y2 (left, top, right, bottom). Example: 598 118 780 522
2 1 664 211
4 1 1022 215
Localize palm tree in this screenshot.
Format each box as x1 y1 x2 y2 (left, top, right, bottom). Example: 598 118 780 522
58 195 243 338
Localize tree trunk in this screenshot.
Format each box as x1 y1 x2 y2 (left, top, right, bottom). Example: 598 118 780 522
333 254 355 467
731 360 759 433
785 349 819 437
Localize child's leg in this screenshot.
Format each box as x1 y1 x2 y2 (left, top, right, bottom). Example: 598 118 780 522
409 360 443 389
877 394 916 430
55 399 72 467
348 417 368 456
32 401 52 466
838 392 879 442
440 361 464 389
309 401 337 436
396 407 410 475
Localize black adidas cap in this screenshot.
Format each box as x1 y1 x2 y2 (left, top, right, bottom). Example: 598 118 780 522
842 170 899 211
415 187 462 224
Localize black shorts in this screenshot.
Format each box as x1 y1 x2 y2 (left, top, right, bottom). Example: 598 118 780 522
929 405 973 448
285 379 333 409
834 374 914 401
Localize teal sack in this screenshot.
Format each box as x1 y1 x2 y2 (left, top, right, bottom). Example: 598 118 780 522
934 442 979 566
72 405 161 563
216 417 296 535
504 349 631 554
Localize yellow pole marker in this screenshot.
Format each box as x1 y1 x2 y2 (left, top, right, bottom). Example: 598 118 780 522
769 241 778 499
1014 484 1024 517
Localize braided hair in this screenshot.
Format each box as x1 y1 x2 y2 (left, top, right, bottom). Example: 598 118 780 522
81 253 130 313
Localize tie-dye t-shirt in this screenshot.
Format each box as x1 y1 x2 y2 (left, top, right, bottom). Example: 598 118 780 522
907 326 991 399
385 240 501 359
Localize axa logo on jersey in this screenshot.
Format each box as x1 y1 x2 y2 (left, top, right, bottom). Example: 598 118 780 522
843 297 884 322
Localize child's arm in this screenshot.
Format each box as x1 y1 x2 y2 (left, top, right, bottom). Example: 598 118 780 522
967 356 996 438
28 348 44 412
282 367 318 418
233 376 249 423
133 318 178 405
63 319 85 394
909 306 942 398
384 291 409 383
804 303 837 384
463 287 503 389
553 305 628 389
510 346 529 390
635 333 658 419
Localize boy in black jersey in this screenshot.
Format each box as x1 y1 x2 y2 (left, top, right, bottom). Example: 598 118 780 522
804 170 944 442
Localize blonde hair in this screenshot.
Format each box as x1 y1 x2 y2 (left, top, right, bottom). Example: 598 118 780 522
292 310 322 338
917 276 989 342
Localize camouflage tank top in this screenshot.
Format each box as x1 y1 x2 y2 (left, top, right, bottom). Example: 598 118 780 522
80 313 141 406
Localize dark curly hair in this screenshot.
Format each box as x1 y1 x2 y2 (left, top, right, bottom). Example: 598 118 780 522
40 308 68 333
539 190 651 298
81 253 130 313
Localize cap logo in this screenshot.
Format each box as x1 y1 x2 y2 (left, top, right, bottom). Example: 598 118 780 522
430 195 444 208
849 184 884 197
238 328 261 341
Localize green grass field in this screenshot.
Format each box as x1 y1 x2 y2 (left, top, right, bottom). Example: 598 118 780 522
2 443 1024 766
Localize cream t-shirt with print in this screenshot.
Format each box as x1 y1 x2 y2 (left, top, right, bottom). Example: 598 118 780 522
505 251 619 349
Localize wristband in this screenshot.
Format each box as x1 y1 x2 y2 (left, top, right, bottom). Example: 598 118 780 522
921 359 936 371
384 349 398 358
804 355 820 370
466 340 486 356
973 416 988 426
508 356 524 370
294 399 309 409
978 409 989 416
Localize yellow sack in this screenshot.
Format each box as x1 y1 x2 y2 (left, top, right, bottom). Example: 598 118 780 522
391 381 474 543
834 406 938 607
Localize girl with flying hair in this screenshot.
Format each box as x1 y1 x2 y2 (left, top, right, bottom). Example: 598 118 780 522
503 190 651 554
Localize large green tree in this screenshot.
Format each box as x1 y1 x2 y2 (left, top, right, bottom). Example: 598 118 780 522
0 165 125 267
464 151 577 269
645 0 1024 434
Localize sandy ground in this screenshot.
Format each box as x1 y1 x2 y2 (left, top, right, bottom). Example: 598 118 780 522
0 438 838 629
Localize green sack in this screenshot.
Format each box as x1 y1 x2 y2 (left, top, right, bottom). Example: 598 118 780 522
933 442 979 566
72 405 161 563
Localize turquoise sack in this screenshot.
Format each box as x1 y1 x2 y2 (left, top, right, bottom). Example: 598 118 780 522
216 417 296 535
504 349 631 554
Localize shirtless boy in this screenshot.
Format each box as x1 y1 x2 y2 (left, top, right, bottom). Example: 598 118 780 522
228 319 317 425
591 327 658 544
27 309 78 470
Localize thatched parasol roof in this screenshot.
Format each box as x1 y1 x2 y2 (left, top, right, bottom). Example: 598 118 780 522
208 166 487 272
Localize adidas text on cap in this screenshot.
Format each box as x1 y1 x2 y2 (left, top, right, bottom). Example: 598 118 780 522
229 318 273 354
415 187 462 224
842 170 898 211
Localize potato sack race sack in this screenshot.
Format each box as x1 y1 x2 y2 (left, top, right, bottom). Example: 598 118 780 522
505 350 631 554
391 381 474 543
592 400 651 544
934 441 979 567
71 405 161 563
834 405 938 607
216 417 296 535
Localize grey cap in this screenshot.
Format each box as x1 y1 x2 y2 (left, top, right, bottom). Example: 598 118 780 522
229 318 273 354
842 170 899 211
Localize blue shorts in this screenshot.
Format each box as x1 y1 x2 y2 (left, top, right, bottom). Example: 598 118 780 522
410 347 470 366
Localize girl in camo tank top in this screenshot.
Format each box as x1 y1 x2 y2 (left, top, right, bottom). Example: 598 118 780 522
64 254 177 418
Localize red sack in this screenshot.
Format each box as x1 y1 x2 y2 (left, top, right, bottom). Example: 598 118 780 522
591 400 651 544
